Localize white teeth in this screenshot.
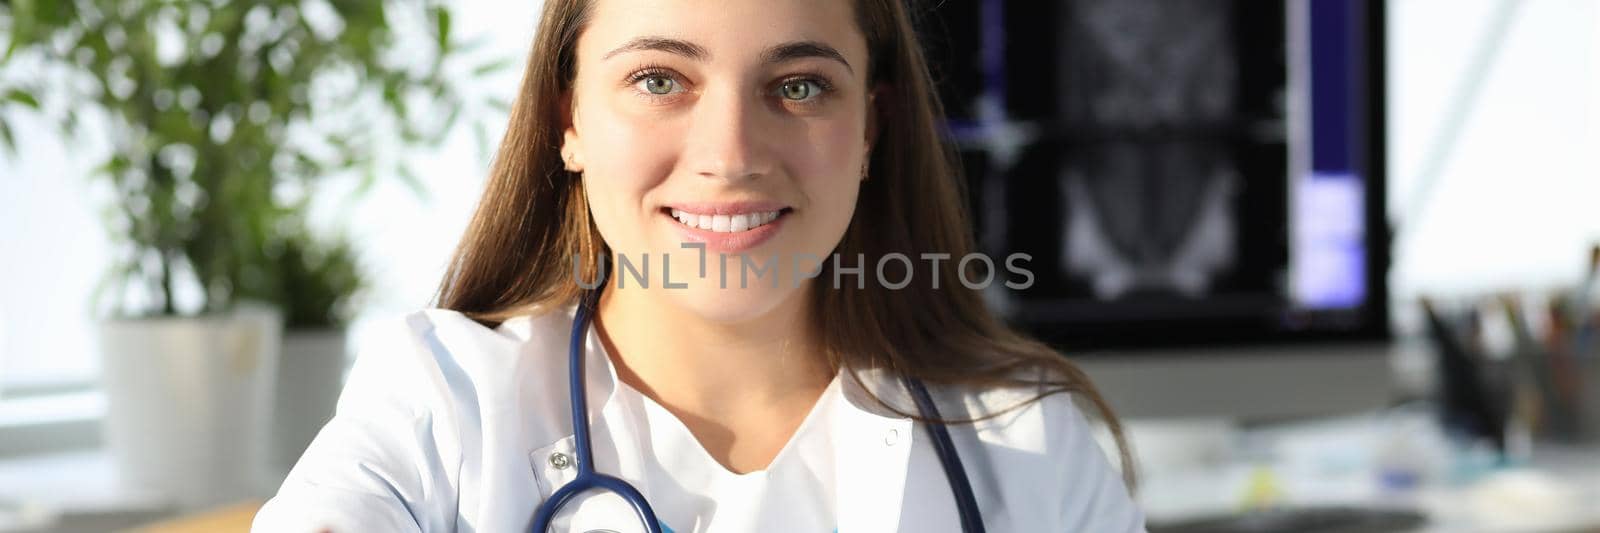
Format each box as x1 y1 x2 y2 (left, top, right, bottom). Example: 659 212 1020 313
668 208 783 233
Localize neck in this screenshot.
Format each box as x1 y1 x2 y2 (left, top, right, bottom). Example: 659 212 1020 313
593 285 835 420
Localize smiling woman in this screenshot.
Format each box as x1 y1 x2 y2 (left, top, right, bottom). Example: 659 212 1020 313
253 0 1146 531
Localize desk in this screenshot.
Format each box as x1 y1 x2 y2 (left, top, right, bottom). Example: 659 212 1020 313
1135 413 1600 532
1409 445 1600 532
4 417 1595 532
0 450 261 533
130 500 260 533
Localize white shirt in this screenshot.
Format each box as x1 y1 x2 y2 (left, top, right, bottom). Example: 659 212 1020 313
567 370 842 533
253 306 1147 532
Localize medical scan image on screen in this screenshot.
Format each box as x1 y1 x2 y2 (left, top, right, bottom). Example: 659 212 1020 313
1056 0 1245 301
928 0 1383 349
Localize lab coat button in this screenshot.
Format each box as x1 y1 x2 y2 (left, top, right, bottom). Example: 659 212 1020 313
884 428 899 446
549 451 572 470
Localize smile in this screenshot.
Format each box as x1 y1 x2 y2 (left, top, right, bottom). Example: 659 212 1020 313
667 208 787 233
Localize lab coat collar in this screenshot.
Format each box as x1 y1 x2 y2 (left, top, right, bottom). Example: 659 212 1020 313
486 304 920 425
427 305 916 531
475 305 627 441
830 371 916 533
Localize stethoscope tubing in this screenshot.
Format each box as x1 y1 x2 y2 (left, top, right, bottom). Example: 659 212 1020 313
530 287 665 533
530 284 984 533
904 375 986 533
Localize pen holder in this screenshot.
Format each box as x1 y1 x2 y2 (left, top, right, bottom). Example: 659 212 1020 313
1423 299 1510 453
1420 295 1596 453
1530 295 1600 444
1567 355 1600 443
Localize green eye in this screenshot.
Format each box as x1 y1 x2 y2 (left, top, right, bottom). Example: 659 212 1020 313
780 80 819 101
643 76 675 95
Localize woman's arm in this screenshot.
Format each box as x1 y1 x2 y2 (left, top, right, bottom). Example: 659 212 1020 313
1045 393 1147 532
254 320 462 532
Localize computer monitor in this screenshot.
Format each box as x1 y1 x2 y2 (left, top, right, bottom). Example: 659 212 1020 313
926 0 1393 419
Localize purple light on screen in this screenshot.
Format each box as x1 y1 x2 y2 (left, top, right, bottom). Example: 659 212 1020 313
1293 173 1366 309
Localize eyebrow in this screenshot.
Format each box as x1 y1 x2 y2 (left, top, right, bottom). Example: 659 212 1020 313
603 37 709 62
762 41 853 75
601 37 854 74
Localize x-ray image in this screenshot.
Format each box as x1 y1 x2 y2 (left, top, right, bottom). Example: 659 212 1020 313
927 0 1381 347
1054 0 1256 300
1059 0 1239 129
1062 144 1238 299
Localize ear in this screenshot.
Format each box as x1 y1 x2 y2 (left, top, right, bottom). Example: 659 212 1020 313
559 90 584 172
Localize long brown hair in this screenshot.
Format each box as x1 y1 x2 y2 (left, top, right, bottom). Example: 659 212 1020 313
434 0 1136 489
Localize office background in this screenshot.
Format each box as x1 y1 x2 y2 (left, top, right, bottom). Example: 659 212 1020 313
0 0 1596 531
3 0 1596 388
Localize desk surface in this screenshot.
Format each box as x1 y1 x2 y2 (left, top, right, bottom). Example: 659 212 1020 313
1136 414 1600 533
3 421 1596 532
131 500 259 533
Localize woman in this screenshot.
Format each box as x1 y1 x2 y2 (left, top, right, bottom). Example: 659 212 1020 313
255 0 1145 531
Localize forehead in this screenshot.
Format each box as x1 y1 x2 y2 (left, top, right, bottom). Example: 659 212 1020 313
576 0 866 66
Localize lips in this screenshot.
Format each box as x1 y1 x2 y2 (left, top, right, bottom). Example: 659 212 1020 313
659 202 792 253
668 209 782 233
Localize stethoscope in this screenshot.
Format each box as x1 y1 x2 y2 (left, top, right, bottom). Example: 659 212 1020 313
530 283 986 533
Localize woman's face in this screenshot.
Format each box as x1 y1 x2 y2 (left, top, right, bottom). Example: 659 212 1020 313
562 0 876 323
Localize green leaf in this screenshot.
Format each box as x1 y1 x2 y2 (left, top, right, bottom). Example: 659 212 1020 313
5 89 41 109
381 76 406 119
0 120 14 154
432 5 451 53
2 0 481 318
471 57 513 76
349 167 378 201
473 122 490 163
3 0 34 62
399 122 422 144
395 164 428 203
484 96 511 114
437 102 462 139
63 109 79 137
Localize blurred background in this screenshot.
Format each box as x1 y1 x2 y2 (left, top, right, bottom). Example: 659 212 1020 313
0 0 1596 531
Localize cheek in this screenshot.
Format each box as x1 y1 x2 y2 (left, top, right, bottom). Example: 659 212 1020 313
795 119 865 179
581 106 679 253
792 120 866 241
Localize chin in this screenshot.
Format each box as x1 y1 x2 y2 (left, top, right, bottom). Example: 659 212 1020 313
656 279 807 325
618 237 810 322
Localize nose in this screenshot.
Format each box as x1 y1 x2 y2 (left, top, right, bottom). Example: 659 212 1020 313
683 84 774 182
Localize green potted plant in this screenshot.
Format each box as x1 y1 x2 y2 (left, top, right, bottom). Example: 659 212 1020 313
266 221 367 478
0 0 493 508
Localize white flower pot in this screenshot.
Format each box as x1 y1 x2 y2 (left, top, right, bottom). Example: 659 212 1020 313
96 305 282 510
270 327 349 480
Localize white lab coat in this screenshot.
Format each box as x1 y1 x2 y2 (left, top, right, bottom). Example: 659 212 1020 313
253 306 1147 532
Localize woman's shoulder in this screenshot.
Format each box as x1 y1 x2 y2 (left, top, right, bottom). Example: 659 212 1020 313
854 373 1115 466
941 382 1146 531
260 307 580 532
943 381 1100 454
338 306 578 429
406 305 573 351
849 370 1105 450
394 305 574 371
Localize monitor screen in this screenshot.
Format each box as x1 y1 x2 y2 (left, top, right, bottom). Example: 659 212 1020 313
926 0 1389 350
